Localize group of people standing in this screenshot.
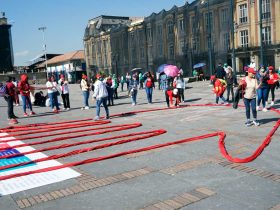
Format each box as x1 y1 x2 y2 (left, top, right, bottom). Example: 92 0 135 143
211 63 279 127
1 63 279 127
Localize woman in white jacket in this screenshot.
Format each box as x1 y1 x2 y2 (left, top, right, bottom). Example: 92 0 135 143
92 74 109 120
174 74 185 103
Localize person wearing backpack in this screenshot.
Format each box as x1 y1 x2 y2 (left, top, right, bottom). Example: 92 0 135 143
0 79 18 124
143 71 155 104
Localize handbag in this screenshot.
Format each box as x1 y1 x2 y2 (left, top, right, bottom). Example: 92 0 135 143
55 91 60 96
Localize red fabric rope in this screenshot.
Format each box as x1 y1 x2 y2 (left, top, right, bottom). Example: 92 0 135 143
0 118 93 132
0 129 166 173
5 121 110 137
218 120 280 163
0 122 138 143
0 123 143 151
0 130 166 159
0 103 279 181
2 120 108 134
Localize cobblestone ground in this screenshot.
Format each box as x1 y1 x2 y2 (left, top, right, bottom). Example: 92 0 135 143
0 80 280 210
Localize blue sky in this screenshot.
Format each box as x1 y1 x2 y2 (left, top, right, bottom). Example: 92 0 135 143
1 0 193 66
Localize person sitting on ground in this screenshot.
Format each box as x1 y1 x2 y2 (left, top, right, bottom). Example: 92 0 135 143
34 91 46 106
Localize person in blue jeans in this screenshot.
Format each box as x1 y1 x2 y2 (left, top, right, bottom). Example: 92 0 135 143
46 75 60 113
242 68 261 127
143 72 155 104
93 74 109 120
129 74 139 106
256 67 269 112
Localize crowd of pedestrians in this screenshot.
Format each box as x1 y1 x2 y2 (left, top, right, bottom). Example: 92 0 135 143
1 63 280 127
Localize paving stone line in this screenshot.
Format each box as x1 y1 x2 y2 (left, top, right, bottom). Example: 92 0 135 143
139 187 216 210
218 160 280 182
15 167 153 209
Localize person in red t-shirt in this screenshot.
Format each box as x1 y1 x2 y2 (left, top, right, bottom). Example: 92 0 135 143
166 88 180 107
267 66 279 106
18 74 35 117
144 72 155 104
4 77 18 124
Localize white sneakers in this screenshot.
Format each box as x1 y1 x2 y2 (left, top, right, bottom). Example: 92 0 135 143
257 106 268 112
81 106 90 110
271 101 274 106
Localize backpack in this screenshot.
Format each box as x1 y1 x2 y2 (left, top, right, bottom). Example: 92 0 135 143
0 83 8 97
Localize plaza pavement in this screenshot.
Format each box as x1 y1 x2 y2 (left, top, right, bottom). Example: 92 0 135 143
0 80 280 210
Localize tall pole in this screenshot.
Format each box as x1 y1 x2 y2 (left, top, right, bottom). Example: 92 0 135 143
207 1 213 76
38 27 48 76
259 0 264 66
230 0 237 75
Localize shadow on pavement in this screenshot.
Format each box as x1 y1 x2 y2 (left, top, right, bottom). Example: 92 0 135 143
259 117 279 125
184 98 202 103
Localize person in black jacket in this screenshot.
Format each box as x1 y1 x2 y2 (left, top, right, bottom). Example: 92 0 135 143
215 63 226 79
225 67 236 102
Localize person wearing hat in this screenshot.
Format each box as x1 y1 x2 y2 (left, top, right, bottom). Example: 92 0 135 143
92 73 109 120
18 74 36 117
211 75 228 105
266 66 279 106
242 68 261 126
80 74 90 110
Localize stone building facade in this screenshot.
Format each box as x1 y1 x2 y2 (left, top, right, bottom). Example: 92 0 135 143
234 0 280 71
84 0 280 78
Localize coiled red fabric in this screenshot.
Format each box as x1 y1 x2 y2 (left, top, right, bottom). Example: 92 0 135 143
0 103 279 181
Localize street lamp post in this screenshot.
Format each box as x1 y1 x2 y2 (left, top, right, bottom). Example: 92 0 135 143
38 26 48 76
230 0 237 75
259 0 264 66
202 0 213 76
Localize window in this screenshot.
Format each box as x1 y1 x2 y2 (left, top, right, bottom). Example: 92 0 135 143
192 37 198 51
169 45 174 58
223 33 230 50
178 19 184 33
130 32 135 41
220 8 229 27
262 0 271 19
167 20 173 35
147 28 152 40
262 26 271 45
239 4 248 24
180 40 185 54
205 12 213 32
191 16 196 34
158 44 163 56
240 30 249 47
140 47 145 59
157 25 162 36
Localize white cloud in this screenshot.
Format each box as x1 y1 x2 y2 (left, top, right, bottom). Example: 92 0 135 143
15 50 29 57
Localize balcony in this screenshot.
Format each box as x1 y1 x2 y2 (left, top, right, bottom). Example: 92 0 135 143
235 41 280 53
